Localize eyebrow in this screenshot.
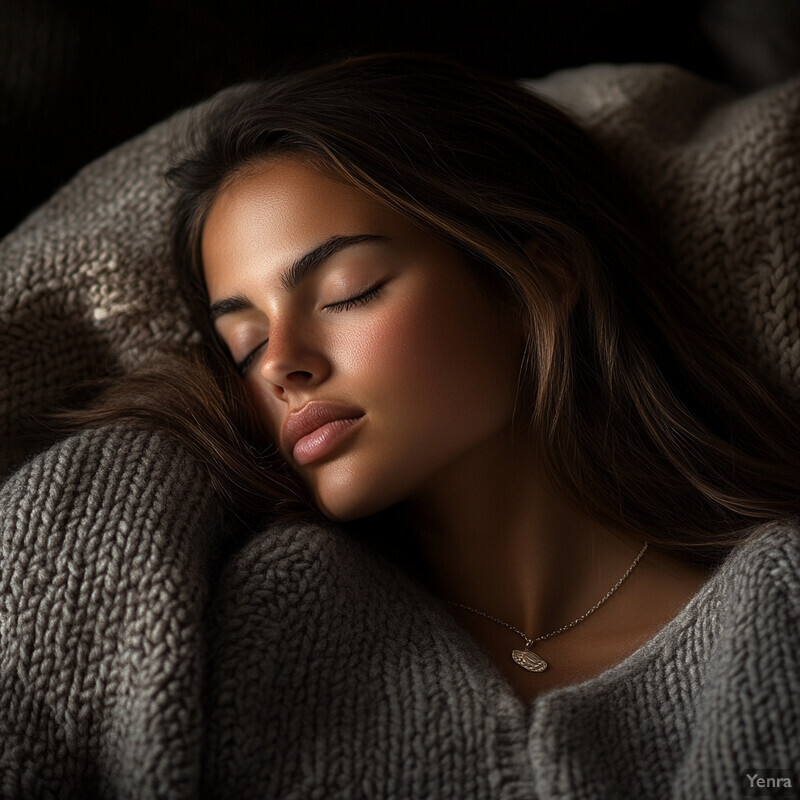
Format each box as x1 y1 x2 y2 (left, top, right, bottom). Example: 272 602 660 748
208 233 388 322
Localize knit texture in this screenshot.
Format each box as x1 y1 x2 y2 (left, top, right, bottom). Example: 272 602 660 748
2 64 799 477
0 428 219 799
1 427 798 798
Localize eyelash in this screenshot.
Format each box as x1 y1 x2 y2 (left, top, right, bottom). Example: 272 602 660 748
235 284 383 375
324 284 383 313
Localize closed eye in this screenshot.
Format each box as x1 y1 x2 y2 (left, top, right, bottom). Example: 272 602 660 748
236 337 268 375
325 284 383 313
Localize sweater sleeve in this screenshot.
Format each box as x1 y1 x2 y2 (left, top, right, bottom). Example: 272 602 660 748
0 426 220 800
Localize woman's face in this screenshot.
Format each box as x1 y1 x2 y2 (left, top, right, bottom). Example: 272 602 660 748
202 157 524 520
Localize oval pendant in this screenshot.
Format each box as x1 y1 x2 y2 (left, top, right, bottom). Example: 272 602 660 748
512 648 548 672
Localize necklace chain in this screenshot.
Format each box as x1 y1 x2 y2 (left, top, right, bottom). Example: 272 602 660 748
450 542 649 650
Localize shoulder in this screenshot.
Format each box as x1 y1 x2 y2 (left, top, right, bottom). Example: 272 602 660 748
662 519 800 791
712 517 800 618
209 519 401 621
685 517 800 678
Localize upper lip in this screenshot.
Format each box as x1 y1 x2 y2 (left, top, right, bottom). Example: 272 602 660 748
281 401 365 458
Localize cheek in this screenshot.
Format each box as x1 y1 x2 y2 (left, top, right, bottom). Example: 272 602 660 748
302 293 522 520
348 288 520 427
355 293 455 396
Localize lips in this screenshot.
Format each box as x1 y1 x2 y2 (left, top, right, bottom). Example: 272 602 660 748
282 401 365 466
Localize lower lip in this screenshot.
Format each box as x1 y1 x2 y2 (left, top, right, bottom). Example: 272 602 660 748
292 416 365 466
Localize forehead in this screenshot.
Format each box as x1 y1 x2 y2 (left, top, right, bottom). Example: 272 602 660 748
201 158 397 283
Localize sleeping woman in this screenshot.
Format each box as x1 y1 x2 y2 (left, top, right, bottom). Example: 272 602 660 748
12 53 800 796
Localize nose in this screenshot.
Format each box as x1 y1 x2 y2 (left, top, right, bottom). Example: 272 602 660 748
258 319 330 400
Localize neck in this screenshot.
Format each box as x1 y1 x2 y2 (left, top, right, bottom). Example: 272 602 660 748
401 427 648 640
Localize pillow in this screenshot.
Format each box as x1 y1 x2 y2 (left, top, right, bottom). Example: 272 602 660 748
0 105 197 475
2 64 798 477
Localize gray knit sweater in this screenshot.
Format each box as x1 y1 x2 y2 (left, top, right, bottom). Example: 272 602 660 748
1 426 798 799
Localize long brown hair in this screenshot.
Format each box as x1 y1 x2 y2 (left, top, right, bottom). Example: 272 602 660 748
71 53 800 560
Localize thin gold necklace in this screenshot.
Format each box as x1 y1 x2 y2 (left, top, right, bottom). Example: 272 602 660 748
450 542 649 672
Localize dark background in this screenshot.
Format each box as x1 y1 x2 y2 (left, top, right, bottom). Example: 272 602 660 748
2 0 799 240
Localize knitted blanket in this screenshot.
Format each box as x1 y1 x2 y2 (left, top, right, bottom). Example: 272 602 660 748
1 64 800 798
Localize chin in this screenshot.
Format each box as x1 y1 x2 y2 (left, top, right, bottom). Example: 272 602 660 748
308 465 405 523
312 487 389 523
